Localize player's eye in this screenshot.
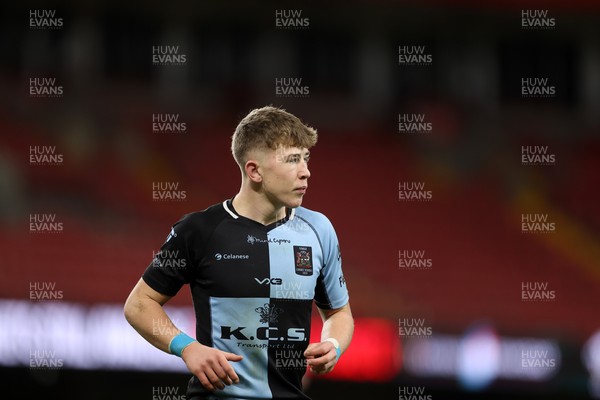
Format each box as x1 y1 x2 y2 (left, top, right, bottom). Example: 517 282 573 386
304 155 310 163
287 155 301 163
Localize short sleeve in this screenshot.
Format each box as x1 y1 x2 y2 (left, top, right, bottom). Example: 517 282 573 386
142 216 195 296
314 218 349 310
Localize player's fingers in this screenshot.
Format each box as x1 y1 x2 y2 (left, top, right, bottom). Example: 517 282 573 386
224 351 243 362
212 360 233 386
303 343 324 357
220 357 240 384
311 359 335 374
204 368 226 390
197 371 216 391
307 349 336 367
305 341 335 358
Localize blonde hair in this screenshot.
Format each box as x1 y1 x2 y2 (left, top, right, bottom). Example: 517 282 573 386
231 106 317 167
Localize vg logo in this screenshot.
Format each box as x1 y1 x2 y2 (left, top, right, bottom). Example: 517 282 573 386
255 277 283 285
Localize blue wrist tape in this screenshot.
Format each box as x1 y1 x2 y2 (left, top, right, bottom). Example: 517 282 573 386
334 346 341 360
169 332 196 357
325 338 341 360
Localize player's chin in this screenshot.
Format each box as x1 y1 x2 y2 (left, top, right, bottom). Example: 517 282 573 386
287 194 305 208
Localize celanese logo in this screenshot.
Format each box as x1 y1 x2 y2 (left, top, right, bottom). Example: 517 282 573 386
215 253 249 261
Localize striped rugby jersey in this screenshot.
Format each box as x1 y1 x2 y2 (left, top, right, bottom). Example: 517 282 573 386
142 198 349 399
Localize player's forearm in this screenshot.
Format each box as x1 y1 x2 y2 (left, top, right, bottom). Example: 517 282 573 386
124 294 179 354
320 303 354 354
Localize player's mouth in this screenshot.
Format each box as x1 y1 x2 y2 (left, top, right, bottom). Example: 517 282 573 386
294 186 307 194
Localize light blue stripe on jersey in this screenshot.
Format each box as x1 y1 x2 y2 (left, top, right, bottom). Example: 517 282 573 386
291 207 349 310
267 218 320 301
210 297 271 399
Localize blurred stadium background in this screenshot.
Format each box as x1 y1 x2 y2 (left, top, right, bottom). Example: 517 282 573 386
1 1 600 399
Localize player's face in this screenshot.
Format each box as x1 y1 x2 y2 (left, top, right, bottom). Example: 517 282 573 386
260 145 311 209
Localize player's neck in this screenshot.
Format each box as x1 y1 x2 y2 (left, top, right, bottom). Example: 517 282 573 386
232 189 286 226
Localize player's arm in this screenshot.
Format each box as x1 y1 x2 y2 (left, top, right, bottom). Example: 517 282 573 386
124 278 242 390
124 278 177 352
304 302 354 374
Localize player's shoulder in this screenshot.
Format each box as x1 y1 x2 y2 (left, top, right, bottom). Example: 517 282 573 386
173 201 229 232
294 206 335 232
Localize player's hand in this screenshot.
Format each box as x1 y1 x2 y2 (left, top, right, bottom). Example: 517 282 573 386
304 341 338 374
181 342 243 391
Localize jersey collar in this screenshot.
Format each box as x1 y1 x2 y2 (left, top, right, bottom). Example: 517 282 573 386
223 198 294 229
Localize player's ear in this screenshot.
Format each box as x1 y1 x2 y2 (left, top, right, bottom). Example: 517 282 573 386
245 159 262 183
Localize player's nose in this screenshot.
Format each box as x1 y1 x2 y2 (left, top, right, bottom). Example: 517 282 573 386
299 161 310 179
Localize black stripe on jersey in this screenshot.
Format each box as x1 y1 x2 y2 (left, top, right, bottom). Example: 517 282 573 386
201 218 271 298
190 286 212 345
143 203 231 296
314 271 333 310
267 298 312 400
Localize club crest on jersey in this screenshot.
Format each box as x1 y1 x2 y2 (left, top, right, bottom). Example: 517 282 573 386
293 246 313 276
255 303 283 324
